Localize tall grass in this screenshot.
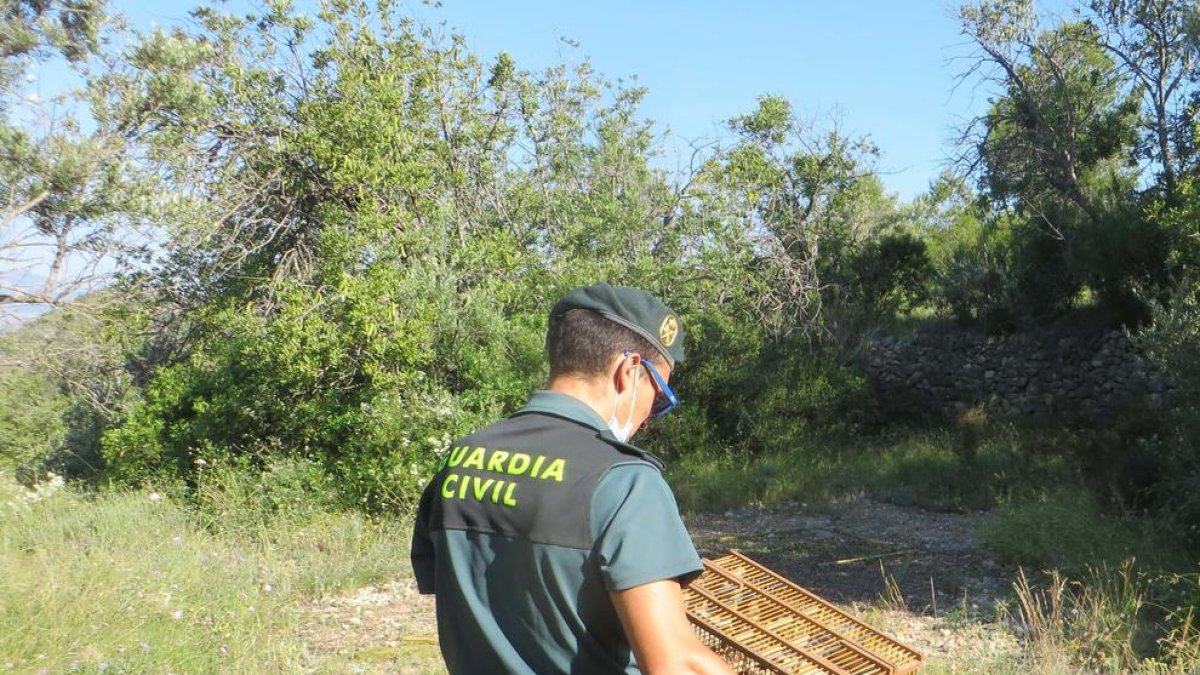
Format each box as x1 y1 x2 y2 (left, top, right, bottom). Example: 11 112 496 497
1001 565 1200 674
0 463 412 673
1006 565 1144 672
5 427 1197 674
667 424 1073 514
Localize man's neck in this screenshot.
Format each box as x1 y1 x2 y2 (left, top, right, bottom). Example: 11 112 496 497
546 374 613 423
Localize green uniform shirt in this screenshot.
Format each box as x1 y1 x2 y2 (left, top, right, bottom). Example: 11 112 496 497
411 391 702 674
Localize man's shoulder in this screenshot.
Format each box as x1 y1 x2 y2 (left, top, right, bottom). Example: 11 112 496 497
453 408 594 441
593 461 672 502
454 411 645 457
437 413 664 492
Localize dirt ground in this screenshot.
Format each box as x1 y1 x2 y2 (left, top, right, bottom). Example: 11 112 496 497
687 495 1015 611
295 496 1028 673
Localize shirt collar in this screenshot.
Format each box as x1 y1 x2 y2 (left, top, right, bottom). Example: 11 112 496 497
516 390 608 431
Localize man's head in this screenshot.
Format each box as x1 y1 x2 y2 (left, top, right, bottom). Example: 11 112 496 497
546 284 685 439
547 284 685 374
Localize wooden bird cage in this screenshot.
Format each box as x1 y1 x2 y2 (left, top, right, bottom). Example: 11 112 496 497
683 550 923 675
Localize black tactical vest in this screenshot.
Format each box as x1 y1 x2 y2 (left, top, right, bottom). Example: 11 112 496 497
425 410 664 549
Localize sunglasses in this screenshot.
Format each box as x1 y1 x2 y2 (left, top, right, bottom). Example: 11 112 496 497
624 352 679 418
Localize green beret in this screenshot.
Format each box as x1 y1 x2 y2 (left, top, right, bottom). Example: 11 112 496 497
551 283 685 367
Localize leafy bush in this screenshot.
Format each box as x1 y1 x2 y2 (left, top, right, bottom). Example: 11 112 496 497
846 232 935 316
1139 278 1200 398
1133 279 1200 549
0 367 67 473
646 308 767 456
101 278 538 511
746 338 877 450
1009 214 1084 322
933 214 1022 333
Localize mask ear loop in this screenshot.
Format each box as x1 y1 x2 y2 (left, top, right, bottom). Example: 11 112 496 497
608 353 641 440
608 352 634 421
622 362 640 432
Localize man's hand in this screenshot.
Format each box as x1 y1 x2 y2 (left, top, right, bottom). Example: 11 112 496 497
610 579 735 675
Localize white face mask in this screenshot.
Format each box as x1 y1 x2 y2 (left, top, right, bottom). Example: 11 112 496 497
607 365 640 442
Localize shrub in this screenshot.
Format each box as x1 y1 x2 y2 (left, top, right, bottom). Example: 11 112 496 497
979 488 1158 576
746 338 878 449
934 215 1021 334
1132 279 1200 550
842 232 935 317
100 284 504 511
1139 278 1200 398
0 367 67 473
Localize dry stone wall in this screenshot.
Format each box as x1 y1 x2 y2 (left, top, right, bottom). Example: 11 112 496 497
868 327 1172 420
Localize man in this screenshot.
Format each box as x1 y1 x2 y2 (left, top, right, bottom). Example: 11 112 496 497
411 283 733 674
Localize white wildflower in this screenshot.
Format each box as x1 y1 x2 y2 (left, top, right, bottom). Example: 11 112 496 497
1 471 66 511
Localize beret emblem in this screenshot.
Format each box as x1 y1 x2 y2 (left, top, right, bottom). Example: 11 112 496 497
659 315 679 347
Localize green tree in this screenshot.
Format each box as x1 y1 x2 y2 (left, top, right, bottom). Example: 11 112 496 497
0 0 147 322
960 4 1139 221
698 95 887 338
0 0 152 479
1085 0 1199 198
0 365 66 472
956 1 1174 321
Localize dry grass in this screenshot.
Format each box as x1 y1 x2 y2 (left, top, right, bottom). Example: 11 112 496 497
0 470 412 673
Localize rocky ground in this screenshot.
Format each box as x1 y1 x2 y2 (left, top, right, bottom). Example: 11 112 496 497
296 496 1030 673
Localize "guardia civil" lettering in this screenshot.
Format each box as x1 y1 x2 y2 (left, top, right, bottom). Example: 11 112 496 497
437 445 567 507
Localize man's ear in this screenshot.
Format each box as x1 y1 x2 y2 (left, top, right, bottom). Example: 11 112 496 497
611 352 640 394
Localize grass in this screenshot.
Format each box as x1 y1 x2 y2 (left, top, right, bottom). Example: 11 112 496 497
1006 566 1144 672
667 423 1075 514
995 565 1200 674
0 466 417 673
978 487 1185 577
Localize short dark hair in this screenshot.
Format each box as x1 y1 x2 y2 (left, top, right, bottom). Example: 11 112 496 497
546 309 660 378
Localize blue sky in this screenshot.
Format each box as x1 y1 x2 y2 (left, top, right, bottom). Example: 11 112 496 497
417 1 989 200
118 0 1015 201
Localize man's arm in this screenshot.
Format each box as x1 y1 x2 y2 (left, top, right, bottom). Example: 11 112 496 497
610 579 734 675
410 479 437 594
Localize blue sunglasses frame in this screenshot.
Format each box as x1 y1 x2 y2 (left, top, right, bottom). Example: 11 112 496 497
623 352 678 418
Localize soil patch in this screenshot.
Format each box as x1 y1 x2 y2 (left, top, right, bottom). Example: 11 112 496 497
686 495 1016 613
295 580 442 674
